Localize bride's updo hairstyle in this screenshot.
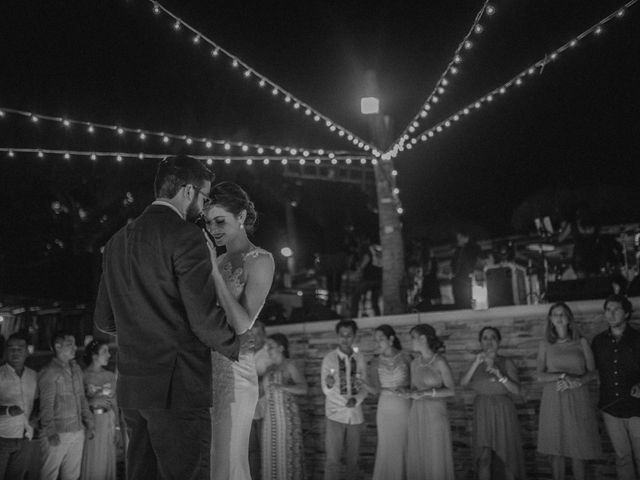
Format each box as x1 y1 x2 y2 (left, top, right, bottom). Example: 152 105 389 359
210 182 258 234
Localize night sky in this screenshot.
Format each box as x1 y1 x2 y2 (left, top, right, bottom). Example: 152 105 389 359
1 0 639 298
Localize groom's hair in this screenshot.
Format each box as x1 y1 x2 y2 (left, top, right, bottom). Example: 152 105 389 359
154 155 214 199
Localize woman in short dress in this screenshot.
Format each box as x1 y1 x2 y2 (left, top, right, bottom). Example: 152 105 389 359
405 323 456 480
460 326 525 480
536 302 601 480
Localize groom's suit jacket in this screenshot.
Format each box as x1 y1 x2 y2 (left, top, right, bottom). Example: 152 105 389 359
94 204 239 410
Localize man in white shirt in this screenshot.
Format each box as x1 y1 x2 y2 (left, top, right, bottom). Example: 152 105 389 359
0 333 38 480
321 319 367 480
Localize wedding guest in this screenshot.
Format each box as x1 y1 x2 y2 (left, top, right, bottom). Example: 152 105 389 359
249 321 272 480
81 339 117 480
321 319 368 480
592 294 640 480
39 331 94 480
0 332 38 480
405 324 456 480
361 324 411 480
460 326 525 480
261 333 307 480
536 302 601 480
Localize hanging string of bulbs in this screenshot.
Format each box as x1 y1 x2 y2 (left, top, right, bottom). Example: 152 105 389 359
0 147 375 167
148 0 378 156
390 0 495 153
384 0 637 159
0 106 361 158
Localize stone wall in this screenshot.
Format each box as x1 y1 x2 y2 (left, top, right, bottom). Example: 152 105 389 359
266 298 640 480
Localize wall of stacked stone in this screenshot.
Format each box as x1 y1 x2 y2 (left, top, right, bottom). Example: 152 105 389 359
266 297 640 480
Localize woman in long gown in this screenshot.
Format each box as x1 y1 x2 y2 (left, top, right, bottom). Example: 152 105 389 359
536 302 601 480
460 326 525 480
204 182 275 480
81 339 117 480
405 323 456 480
360 324 411 480
261 333 307 480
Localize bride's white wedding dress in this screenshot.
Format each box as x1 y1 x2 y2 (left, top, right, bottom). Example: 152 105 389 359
210 247 272 480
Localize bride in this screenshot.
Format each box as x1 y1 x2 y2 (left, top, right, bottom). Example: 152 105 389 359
203 181 275 480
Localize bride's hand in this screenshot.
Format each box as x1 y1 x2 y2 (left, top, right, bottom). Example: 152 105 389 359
203 231 218 268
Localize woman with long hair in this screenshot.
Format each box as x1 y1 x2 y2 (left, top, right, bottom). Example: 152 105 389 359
203 181 275 480
460 326 525 480
536 302 601 480
405 324 456 480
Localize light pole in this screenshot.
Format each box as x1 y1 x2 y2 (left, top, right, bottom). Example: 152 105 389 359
361 72 406 315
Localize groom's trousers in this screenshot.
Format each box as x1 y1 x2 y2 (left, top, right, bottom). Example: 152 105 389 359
122 408 211 480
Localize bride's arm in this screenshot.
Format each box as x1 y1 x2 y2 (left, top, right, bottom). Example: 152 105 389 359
208 248 274 334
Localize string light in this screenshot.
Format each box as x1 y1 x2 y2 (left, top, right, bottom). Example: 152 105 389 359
404 0 637 151
390 1 495 151
0 148 374 165
0 106 360 157
147 0 373 152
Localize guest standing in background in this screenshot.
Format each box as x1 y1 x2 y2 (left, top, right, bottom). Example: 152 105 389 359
39 331 94 480
249 321 272 480
360 325 411 480
451 230 480 309
261 333 307 480
81 339 117 480
592 294 640 480
405 324 456 480
460 326 525 480
536 302 601 480
321 319 368 480
0 332 38 480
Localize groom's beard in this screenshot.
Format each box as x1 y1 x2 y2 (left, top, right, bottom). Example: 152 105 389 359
185 197 202 223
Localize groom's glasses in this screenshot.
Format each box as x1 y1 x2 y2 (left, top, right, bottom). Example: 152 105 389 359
183 184 211 207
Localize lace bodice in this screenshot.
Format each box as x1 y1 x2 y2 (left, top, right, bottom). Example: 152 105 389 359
218 246 272 301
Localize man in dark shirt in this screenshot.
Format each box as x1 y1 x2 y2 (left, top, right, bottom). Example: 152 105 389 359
591 294 640 480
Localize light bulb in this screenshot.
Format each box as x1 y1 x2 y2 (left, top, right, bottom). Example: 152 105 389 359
37 151 44 158
271 88 278 95
31 116 39 123
140 132 146 140
257 147 264 154
464 40 473 50
163 136 169 143
88 125 94 133
153 4 160 14
173 21 181 30
64 153 70 160
211 48 220 57
486 5 495 15
206 158 213 165
63 119 70 127
193 36 200 44
117 127 124 135
90 153 97 161
225 158 231 164
474 24 484 34
205 141 212 149
263 158 270 164
116 155 123 162
186 138 192 145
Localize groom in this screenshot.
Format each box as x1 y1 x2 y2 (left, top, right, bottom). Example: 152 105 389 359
94 155 240 479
